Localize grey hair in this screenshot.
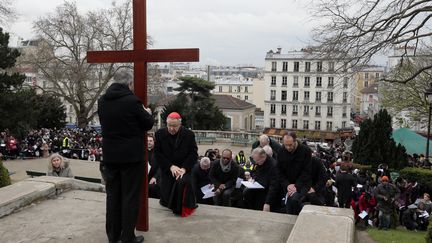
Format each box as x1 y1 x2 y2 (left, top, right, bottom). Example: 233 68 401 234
200 156 211 167
48 153 65 171
262 145 273 157
113 69 133 85
252 147 267 157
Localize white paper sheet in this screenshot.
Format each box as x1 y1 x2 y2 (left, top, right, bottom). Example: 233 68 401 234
368 220 373 226
200 184 213 194
203 191 215 199
359 210 368 219
356 184 363 188
236 177 243 188
241 181 264 189
332 185 338 194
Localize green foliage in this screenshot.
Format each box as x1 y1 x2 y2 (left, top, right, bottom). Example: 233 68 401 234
427 216 432 243
400 167 432 195
352 109 408 169
161 77 227 130
367 228 426 243
0 159 11 188
0 27 25 92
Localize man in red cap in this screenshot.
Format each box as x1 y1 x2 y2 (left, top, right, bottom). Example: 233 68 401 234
154 111 198 217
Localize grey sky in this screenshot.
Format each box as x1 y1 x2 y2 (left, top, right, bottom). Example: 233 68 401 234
5 0 316 67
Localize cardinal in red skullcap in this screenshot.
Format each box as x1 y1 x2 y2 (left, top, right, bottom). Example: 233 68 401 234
155 111 198 217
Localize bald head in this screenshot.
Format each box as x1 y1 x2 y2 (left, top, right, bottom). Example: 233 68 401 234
259 134 270 147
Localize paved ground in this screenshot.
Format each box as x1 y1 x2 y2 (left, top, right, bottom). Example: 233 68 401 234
3 142 250 184
0 190 295 243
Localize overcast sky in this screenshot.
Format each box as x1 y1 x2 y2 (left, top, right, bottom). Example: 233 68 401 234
4 0 316 67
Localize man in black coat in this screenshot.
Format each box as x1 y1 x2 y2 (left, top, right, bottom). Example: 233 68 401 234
243 147 276 210
98 70 154 243
335 164 357 208
303 156 328 206
209 149 240 206
251 134 282 159
191 157 213 205
154 112 198 217
264 132 312 215
147 134 160 199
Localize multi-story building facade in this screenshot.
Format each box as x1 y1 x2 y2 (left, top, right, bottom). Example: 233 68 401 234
352 65 385 114
264 48 353 134
212 75 254 103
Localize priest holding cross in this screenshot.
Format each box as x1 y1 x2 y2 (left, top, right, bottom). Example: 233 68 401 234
88 0 199 242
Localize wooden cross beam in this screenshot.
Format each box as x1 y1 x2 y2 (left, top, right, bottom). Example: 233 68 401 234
87 0 199 231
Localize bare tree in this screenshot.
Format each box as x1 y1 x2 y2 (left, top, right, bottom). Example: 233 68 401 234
311 0 432 83
0 0 14 25
20 1 138 128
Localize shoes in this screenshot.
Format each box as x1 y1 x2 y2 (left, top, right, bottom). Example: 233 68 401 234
132 235 145 243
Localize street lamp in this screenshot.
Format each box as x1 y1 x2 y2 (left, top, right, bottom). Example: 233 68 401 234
424 83 432 165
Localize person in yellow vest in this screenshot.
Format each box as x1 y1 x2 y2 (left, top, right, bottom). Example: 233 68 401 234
243 160 255 172
235 150 246 166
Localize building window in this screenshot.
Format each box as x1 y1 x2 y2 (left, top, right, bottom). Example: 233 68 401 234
342 121 346 128
343 62 348 72
328 62 334 72
315 106 321 116
326 121 333 131
305 62 311 72
229 85 232 92
271 62 277 72
281 119 287 129
343 77 348 88
281 105 287 114
245 86 248 92
282 76 287 86
328 77 334 88
282 62 288 72
270 104 276 114
375 72 380 78
304 77 310 87
327 92 333 102
245 95 248 100
293 91 299 101
327 106 333 117
303 120 309 130
167 87 173 92
270 118 276 128
292 119 298 129
317 62 322 72
281 90 287 101
293 76 299 87
304 91 310 101
364 80 369 87
315 121 321 130
237 86 241 93
218 86 222 92
292 105 298 115
271 76 276 86
316 77 322 87
365 72 369 80
294 62 299 72
270 90 276 100
316 92 321 102
304 105 310 116
343 92 348 103
342 106 347 118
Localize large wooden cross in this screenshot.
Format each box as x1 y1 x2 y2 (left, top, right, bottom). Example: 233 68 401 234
87 0 199 231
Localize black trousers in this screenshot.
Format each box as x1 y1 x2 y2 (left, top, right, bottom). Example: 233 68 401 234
159 172 196 215
243 188 267 210
104 162 144 243
286 192 305 215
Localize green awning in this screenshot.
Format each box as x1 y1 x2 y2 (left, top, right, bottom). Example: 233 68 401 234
392 128 432 156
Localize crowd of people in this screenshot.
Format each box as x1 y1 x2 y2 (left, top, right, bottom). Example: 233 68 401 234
0 128 102 161
147 133 430 231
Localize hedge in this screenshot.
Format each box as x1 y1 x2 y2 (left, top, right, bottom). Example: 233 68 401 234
399 167 432 194
0 158 11 188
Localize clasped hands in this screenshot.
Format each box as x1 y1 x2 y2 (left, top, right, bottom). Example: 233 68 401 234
170 165 186 180
214 184 226 195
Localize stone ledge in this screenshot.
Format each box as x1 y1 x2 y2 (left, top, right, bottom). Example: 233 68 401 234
0 176 105 218
287 205 354 243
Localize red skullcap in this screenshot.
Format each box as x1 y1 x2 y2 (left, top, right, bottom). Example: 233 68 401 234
168 112 182 119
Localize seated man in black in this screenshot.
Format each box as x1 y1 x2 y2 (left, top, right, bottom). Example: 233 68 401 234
264 132 312 215
209 149 240 206
303 156 328 206
192 156 213 205
242 147 276 210
147 134 160 199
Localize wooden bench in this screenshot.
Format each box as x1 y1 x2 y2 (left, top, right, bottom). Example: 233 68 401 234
231 138 251 146
26 170 101 184
196 136 216 145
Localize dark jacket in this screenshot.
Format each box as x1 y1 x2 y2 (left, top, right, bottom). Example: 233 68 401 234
252 155 276 189
191 163 212 195
311 157 328 195
335 172 357 201
148 149 160 182
252 137 282 158
209 160 240 190
98 83 154 164
266 143 312 204
154 126 198 173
